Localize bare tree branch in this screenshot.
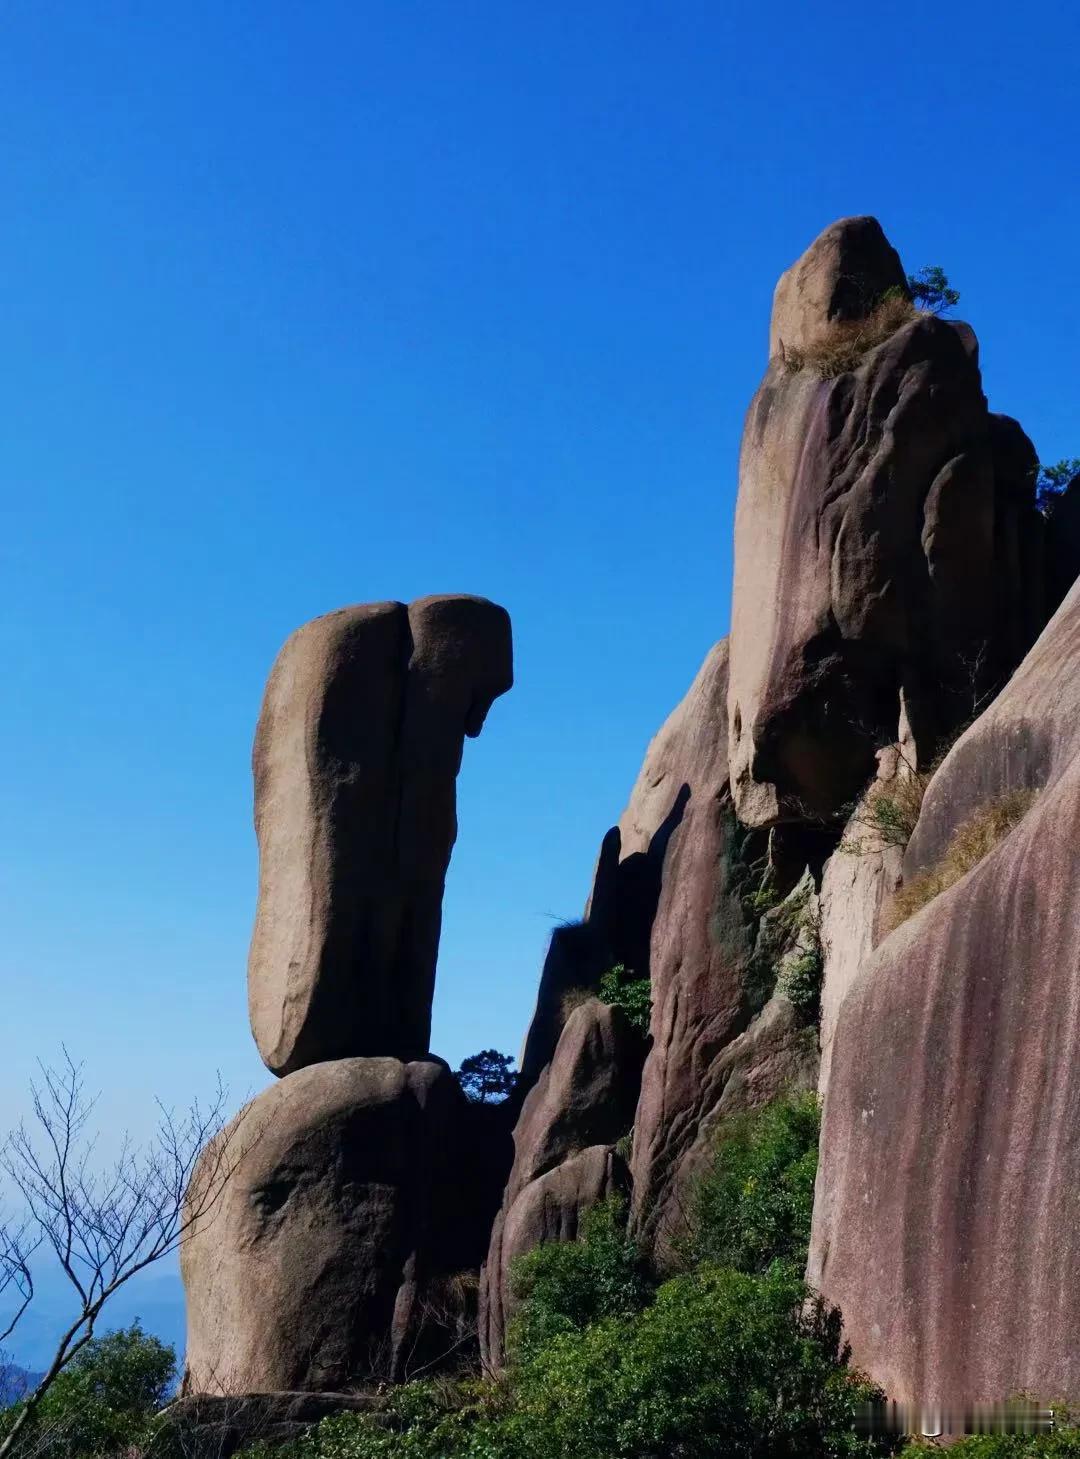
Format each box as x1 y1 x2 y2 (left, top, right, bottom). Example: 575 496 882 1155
0 1055 242 1459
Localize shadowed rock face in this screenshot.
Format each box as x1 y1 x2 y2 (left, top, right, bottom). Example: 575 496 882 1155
182 1058 483 1395
808 579 1080 1407
729 217 1045 826
247 595 512 1076
479 1000 641 1366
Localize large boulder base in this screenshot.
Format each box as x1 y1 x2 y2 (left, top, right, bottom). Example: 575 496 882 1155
182 1058 488 1395
247 595 512 1076
808 578 1080 1408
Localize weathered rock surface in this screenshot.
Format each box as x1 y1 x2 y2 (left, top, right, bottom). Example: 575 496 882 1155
480 1144 628 1367
182 1057 489 1394
729 217 1045 826
160 1392 382 1457
808 578 1080 1407
622 640 759 1247
247 595 512 1075
816 750 905 1096
769 215 907 361
480 998 641 1364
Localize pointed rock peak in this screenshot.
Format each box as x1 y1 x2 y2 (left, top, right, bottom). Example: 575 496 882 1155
769 216 908 359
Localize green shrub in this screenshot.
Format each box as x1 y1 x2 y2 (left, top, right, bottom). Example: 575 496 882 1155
686 1092 820 1273
0 1323 175 1458
274 1265 888 1459
746 873 820 1014
1036 458 1080 515
507 1196 653 1362
596 964 651 1034
503 1261 888 1459
777 943 824 1018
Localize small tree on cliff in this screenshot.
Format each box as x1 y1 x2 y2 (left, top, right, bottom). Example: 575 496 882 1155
1036 458 1080 515
907 264 960 315
0 1051 238 1459
454 1050 517 1103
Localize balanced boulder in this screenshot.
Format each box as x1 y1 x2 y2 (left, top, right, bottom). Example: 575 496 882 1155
247 595 512 1075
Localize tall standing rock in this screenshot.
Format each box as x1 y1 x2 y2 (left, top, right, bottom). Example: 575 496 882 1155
729 216 1045 826
247 595 512 1076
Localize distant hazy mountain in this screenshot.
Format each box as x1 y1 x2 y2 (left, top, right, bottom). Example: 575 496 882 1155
1 1259 184 1375
0 1363 43 1406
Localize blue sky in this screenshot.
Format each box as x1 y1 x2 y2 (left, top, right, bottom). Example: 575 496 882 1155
1 0 1077 1164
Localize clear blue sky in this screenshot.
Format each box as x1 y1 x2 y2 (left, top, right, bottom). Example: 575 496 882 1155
1 0 1077 1148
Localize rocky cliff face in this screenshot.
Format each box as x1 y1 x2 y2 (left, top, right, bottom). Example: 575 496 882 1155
808 577 1080 1408
182 216 1079 1423
481 215 1074 1400
729 218 1044 826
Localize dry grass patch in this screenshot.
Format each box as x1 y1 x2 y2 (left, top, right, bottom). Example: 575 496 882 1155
560 985 593 1020
783 291 917 378
884 788 1036 930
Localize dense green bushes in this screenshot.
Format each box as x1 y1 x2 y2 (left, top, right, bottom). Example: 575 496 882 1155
596 963 652 1033
0 1324 174 1458
507 1197 652 1361
682 1091 820 1273
251 1093 899 1459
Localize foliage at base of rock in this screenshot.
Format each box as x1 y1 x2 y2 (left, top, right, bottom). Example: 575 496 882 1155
246 1096 890 1459
506 1197 652 1362
681 1091 820 1273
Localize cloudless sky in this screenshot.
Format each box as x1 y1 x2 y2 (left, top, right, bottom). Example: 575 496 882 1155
2 0 1077 1159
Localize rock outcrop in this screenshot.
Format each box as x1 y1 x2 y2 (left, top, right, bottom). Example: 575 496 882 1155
808 577 1080 1407
624 641 817 1252
183 1057 485 1394
729 217 1045 826
183 595 513 1402
179 215 1079 1424
479 999 640 1363
248 594 512 1076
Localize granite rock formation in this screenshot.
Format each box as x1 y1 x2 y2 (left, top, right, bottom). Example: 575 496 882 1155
809 577 1080 1407
183 594 513 1406
623 641 816 1253
183 1058 479 1394
479 999 640 1363
248 594 512 1076
729 217 1045 826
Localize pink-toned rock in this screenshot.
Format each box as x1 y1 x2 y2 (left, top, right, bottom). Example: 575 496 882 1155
479 999 641 1365
729 218 1045 826
808 579 1080 1407
479 1145 627 1367
247 595 512 1076
182 1057 478 1394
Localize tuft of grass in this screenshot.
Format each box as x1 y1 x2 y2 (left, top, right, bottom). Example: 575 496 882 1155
783 291 917 378
885 789 1036 930
841 767 930 854
559 985 593 1020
